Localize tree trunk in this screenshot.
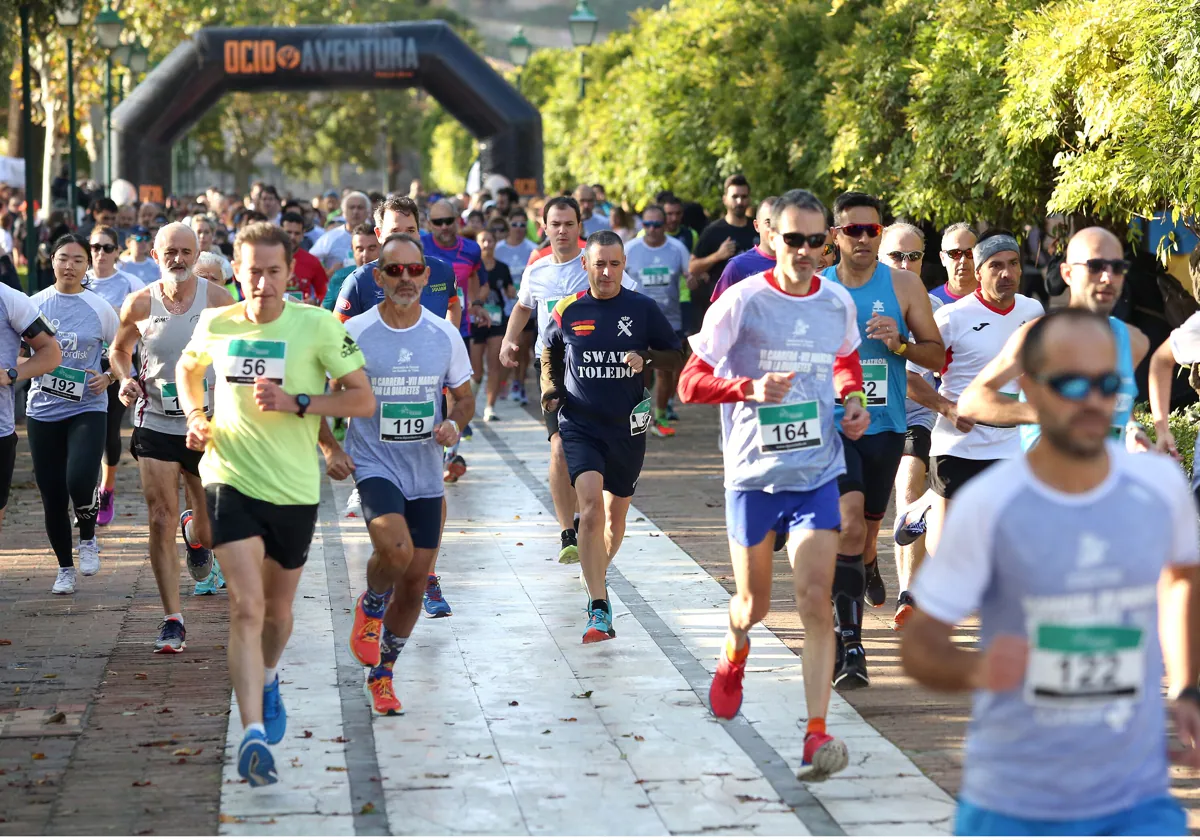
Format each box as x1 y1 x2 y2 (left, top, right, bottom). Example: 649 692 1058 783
6 72 21 158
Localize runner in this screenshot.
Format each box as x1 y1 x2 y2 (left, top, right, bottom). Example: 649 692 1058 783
624 204 690 437
709 197 778 302
177 222 373 787
335 233 475 714
891 222 977 630
574 184 611 237
690 175 756 316
109 222 233 651
281 211 327 304
28 234 120 595
902 307 1200 835
474 228 513 422
499 196 640 564
0 279 62 539
540 230 683 642
310 191 371 279
679 189 869 780
118 225 161 285
85 225 145 528
494 207 536 406
195 251 238 303
1150 311 1200 478
818 192 943 689
321 224 379 312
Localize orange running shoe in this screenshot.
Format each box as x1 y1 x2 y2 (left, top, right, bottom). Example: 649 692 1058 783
364 671 403 716
798 731 848 782
349 592 383 667
709 638 749 719
893 591 915 632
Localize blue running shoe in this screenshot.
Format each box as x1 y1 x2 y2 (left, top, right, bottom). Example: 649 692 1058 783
263 676 287 744
893 505 931 548
423 575 452 618
180 510 213 581
237 730 278 787
666 401 679 422
582 604 615 644
461 423 473 442
193 559 223 596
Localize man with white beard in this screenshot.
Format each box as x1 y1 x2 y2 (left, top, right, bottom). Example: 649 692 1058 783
109 222 234 652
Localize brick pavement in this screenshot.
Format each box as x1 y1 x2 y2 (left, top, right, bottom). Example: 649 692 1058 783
0 429 230 835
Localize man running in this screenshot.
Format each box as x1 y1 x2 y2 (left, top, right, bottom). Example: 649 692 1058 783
623 204 690 437
818 192 943 689
709 197 778 302
177 222 373 787
499 197 640 563
1149 311 1200 472
679 189 870 780
540 230 683 642
321 224 379 312
310 191 371 279
495 206 537 405
110 222 233 653
339 233 475 714
690 175 756 314
119 226 161 285
903 308 1200 835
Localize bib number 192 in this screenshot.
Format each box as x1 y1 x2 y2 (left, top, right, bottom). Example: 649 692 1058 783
41 366 86 402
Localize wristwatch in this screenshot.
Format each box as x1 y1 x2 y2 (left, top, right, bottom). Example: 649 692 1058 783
5 367 16 385
295 394 311 418
1175 686 1200 707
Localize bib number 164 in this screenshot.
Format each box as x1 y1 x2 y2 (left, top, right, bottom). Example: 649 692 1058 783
756 402 821 453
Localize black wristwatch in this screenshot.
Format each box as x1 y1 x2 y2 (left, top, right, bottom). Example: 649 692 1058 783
5 367 16 385
1176 686 1200 707
295 393 311 418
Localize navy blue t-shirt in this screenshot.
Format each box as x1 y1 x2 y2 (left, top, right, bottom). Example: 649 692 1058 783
543 287 681 432
335 255 455 320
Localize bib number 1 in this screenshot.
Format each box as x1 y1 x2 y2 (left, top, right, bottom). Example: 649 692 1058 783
757 402 821 452
380 401 436 442
224 339 286 385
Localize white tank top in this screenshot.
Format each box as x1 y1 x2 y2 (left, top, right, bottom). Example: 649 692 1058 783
134 279 213 435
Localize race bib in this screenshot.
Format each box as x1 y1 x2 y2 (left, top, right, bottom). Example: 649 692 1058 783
285 292 303 303
757 401 821 452
641 266 672 287
484 303 503 323
862 361 888 406
161 379 210 417
223 339 286 385
41 366 86 402
544 298 561 315
630 391 652 436
380 401 436 442
1025 623 1144 708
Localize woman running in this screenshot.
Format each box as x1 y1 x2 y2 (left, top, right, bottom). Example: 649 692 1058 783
474 229 514 422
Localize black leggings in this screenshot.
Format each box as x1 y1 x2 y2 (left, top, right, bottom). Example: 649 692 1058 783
105 380 125 467
27 412 106 567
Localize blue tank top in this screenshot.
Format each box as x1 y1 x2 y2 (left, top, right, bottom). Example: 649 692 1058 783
821 262 908 434
1019 316 1137 450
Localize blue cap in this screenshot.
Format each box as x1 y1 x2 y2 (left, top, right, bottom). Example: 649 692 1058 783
130 225 149 235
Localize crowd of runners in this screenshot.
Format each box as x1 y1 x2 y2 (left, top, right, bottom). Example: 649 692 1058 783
1 172 1199 835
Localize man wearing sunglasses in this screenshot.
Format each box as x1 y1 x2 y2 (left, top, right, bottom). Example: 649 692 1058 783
710 197 779 303
337 233 474 716
904 307 1200 836
819 192 943 690
119 225 161 285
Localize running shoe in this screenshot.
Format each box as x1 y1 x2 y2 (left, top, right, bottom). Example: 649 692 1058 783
865 560 886 608
423 575 452 618
193 570 220 596
559 528 579 564
797 732 849 782
509 381 521 402
179 510 213 581
666 401 680 422
774 529 788 552
893 591 916 632
345 487 362 516
154 618 187 653
483 406 500 422
78 539 100 576
237 730 278 787
709 639 749 719
834 643 870 690
461 423 474 442
365 670 403 716
263 676 287 744
51 567 76 595
582 604 615 644
650 421 676 438
893 505 931 547
96 490 115 526
350 592 383 666
517 384 529 406
443 453 467 483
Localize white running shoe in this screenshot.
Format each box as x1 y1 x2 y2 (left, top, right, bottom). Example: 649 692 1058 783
483 406 498 422
78 539 100 576
52 567 77 594
345 487 362 517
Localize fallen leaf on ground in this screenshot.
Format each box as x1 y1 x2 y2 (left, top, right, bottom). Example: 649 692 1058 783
218 815 244 824
290 758 302 767
301 730 313 738
41 674 57 679
513 515 521 520
329 736 348 743
634 735 645 742
559 717 577 722
31 753 44 760
360 803 376 815
121 711 137 716
515 542 524 546
172 748 202 756
0 640 10 646
541 729 551 735
45 712 66 724
12 688 19 695
326 766 347 772
572 690 593 699
508 700 519 707
424 773 449 779
135 673 148 680
131 780 152 787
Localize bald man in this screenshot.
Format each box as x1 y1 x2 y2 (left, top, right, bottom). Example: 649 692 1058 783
421 199 490 347
110 221 235 652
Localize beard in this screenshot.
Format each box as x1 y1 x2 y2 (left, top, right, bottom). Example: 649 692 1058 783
388 288 418 307
160 265 192 293
1042 415 1108 459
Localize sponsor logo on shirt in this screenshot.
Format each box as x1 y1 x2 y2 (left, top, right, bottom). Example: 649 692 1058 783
340 335 361 358
336 297 352 312
871 299 885 315
793 318 809 337
971 322 990 332
397 348 413 364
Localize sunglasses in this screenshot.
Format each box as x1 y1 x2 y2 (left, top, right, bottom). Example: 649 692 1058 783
379 262 426 278
833 223 882 239
430 217 456 227
943 248 973 261
642 221 664 229
90 243 117 253
511 219 527 227
886 250 923 263
1036 371 1121 401
131 234 151 243
1070 258 1130 276
780 232 828 249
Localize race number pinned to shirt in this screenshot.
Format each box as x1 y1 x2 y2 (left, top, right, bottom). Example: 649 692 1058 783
545 298 561 314
641 266 672 287
161 379 210 417
223 339 286 385
484 303 503 323
1025 623 1144 709
630 390 652 436
380 401 436 442
862 360 888 406
41 366 86 402
757 401 821 452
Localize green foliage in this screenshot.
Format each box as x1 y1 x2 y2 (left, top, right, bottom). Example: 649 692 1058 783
1134 402 1198 478
426 101 476 193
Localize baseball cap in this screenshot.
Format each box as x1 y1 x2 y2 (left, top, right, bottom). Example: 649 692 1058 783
323 190 339 199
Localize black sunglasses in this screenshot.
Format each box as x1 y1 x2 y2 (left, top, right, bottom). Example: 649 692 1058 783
90 243 117 253
1070 258 1130 276
780 232 828 249
833 223 882 239
510 219 526 227
430 217 456 227
1036 371 1122 401
642 220 664 229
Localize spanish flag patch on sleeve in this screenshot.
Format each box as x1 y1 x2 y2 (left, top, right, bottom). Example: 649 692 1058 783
551 291 588 328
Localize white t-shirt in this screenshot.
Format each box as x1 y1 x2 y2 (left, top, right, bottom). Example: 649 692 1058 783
930 291 1044 460
0 228 12 257
517 253 640 354
310 226 353 270
1169 311 1200 363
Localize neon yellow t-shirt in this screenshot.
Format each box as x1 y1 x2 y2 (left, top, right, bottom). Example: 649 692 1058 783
182 301 366 505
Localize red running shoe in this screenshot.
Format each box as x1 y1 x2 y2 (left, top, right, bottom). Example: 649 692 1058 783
349 592 383 667
709 639 749 719
798 732 848 782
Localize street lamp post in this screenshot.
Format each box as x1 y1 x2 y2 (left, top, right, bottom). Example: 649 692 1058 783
507 28 532 93
55 0 83 221
568 0 598 101
95 2 124 194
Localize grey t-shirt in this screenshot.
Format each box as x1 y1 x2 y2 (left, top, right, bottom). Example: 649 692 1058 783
343 307 473 500
119 258 162 286
914 446 1200 821
310 226 353 271
27 287 119 421
85 269 144 313
0 285 43 436
624 236 689 332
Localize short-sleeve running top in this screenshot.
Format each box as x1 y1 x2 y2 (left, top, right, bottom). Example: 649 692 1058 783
624 236 690 331
181 302 366 505
517 253 640 355
0 285 43 436
27 287 120 422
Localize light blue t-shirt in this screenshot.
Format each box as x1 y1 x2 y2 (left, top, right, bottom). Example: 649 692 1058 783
85 269 144 312
0 285 43 436
343 307 473 500
624 236 689 332
118 259 161 286
26 287 120 422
